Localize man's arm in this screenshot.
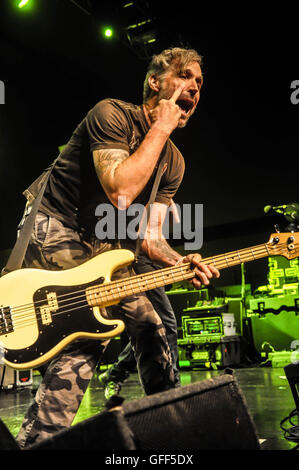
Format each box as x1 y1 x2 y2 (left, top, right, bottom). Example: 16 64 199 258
92 85 184 209
140 202 220 289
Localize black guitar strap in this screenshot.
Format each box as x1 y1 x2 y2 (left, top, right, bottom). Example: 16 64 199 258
2 159 58 275
134 158 168 263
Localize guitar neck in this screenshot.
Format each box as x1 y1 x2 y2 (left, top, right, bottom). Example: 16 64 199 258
87 242 270 307
202 242 270 270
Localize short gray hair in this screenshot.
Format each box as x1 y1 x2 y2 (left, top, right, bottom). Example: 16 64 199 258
143 47 203 102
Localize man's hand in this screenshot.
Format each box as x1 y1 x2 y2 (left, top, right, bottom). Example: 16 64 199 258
149 84 184 134
183 253 220 290
140 203 221 289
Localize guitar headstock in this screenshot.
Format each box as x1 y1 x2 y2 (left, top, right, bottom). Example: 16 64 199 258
267 232 299 259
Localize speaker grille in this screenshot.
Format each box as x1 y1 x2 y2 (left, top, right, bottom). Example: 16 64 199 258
123 374 260 450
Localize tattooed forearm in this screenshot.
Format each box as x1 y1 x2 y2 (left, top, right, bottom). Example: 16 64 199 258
143 238 183 267
93 148 129 178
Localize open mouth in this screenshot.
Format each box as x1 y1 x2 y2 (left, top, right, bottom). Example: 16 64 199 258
176 98 194 116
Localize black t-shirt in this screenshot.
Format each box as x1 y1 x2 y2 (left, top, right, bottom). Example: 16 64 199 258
24 99 185 235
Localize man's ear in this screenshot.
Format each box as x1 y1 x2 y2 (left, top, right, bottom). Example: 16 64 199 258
148 74 160 93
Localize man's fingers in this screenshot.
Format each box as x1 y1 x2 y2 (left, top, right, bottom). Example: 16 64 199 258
196 262 220 280
185 253 202 264
194 269 210 286
169 83 184 103
184 253 220 289
208 264 220 278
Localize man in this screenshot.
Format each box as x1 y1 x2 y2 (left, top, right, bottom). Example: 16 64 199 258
11 47 219 447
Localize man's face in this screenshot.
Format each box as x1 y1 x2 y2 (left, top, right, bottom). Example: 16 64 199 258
158 61 203 127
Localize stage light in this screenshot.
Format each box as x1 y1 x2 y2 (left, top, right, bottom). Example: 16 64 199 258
104 27 114 38
16 0 34 11
100 26 115 40
18 0 30 8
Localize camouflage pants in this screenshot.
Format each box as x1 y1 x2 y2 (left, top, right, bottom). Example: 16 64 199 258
15 211 175 448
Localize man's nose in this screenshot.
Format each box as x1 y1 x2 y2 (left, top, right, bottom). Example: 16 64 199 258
188 80 199 97
189 88 198 98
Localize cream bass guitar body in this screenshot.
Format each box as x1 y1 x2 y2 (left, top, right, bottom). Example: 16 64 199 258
0 233 298 370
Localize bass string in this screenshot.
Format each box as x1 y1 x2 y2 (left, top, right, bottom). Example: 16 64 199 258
6 263 194 318
1 264 193 330
0 268 248 333
7 242 272 315
1 302 91 332
1 243 294 332
5 263 195 312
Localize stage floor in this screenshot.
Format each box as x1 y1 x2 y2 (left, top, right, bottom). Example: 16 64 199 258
0 366 297 451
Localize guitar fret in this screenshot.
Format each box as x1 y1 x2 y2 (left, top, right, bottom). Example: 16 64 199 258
152 275 158 288
204 244 270 269
110 286 116 298
124 284 132 296
87 241 279 308
136 277 142 293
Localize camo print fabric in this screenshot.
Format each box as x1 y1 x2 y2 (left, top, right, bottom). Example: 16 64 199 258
104 254 181 387
15 211 175 448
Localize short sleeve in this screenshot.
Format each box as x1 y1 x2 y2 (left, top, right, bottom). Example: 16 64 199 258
86 99 131 153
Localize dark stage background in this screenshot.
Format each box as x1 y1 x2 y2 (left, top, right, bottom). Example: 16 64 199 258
0 1 298 289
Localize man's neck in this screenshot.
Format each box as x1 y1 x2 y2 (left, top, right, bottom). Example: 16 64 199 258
142 96 158 127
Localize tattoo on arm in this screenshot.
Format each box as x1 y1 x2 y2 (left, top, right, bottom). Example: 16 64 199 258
141 202 182 266
93 148 129 178
147 238 182 266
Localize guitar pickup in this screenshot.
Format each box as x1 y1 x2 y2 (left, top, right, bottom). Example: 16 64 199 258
39 292 58 325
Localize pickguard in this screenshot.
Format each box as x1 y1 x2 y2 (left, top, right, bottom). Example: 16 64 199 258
4 276 118 365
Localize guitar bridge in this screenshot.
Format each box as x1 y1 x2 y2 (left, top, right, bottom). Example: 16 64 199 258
0 306 14 335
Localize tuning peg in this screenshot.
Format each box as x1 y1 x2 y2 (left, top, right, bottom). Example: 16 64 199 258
274 224 280 233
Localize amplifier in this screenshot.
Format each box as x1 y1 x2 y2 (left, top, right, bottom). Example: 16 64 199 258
181 316 222 342
0 365 32 390
181 312 237 342
178 335 240 369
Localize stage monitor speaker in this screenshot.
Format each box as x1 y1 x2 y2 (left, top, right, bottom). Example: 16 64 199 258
123 373 260 450
28 408 136 450
0 374 260 451
0 409 136 451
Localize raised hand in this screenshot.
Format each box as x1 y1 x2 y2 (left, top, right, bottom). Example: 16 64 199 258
149 83 185 134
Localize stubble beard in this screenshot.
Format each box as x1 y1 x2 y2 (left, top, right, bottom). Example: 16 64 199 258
157 86 193 129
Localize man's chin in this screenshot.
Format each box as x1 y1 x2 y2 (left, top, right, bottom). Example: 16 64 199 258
178 109 196 128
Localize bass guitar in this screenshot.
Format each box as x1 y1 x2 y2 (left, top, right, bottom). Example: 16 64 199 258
0 232 298 370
